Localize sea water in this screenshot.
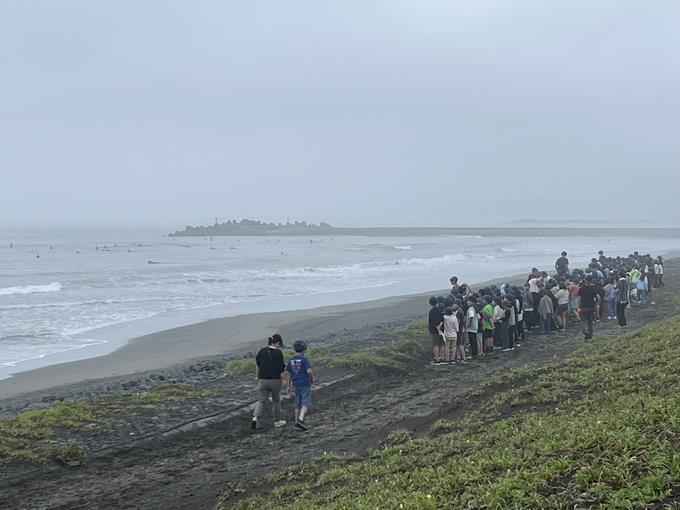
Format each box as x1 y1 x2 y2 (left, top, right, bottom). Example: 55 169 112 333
1 226 679 373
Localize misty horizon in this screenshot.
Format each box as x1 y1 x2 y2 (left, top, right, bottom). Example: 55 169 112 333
2 2 679 227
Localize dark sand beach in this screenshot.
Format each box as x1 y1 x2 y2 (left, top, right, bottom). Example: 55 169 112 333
0 268 533 402
0 261 677 509
0 292 430 401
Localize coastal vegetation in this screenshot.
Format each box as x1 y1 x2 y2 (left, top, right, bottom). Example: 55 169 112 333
170 219 334 237
217 315 680 509
223 340 424 376
0 383 211 465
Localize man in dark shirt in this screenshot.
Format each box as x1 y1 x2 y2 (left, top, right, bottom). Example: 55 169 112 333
555 251 569 276
428 296 445 364
252 334 287 430
578 277 598 340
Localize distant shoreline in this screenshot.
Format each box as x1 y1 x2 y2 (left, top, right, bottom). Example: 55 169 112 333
170 226 680 238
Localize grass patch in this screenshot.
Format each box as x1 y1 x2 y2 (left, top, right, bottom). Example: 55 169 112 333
224 347 332 376
0 383 211 465
318 341 424 372
381 428 412 447
0 401 100 464
223 358 257 376
431 419 454 434
222 340 424 375
385 319 427 340
217 316 680 509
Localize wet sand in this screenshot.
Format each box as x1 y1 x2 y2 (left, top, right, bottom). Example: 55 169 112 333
0 268 532 400
1 261 676 510
0 291 435 399
2 229 678 400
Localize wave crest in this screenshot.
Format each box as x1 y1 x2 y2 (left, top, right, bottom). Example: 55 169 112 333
0 282 62 296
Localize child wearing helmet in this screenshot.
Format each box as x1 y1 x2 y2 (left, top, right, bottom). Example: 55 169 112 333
286 340 315 431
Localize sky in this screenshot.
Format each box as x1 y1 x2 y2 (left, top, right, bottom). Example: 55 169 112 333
1 1 679 228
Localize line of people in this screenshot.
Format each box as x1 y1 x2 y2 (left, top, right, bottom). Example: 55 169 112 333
427 251 665 364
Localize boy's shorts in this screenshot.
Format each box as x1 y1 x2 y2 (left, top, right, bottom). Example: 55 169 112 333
445 335 458 347
294 385 312 408
431 332 445 348
483 329 493 340
569 298 580 311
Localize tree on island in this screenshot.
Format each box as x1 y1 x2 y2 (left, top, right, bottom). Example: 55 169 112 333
169 219 335 237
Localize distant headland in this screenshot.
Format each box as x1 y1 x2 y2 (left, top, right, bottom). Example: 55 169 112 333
168 220 680 238
169 219 335 237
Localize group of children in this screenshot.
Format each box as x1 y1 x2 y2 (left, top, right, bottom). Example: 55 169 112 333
427 251 665 364
255 250 666 426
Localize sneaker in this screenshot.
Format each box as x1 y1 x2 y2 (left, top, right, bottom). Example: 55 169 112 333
251 417 258 430
430 359 439 365
295 420 308 431
274 420 287 428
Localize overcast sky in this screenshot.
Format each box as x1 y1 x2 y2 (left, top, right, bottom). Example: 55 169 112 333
1 1 679 228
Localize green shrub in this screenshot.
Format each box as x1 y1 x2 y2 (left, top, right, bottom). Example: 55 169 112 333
220 316 680 509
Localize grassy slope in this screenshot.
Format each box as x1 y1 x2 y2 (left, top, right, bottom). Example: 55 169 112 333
0 383 210 464
224 333 426 376
219 316 680 509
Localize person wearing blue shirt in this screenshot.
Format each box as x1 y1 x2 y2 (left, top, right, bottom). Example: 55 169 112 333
286 340 315 431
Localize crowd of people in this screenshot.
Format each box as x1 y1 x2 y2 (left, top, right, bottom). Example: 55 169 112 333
427 251 665 365
248 249 666 430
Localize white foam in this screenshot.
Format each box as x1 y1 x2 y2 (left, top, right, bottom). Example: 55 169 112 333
0 337 107 367
0 282 62 296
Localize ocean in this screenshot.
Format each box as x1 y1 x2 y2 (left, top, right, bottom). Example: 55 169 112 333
1 227 679 374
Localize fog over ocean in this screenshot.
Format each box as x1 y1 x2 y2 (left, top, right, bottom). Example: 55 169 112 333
1 227 679 371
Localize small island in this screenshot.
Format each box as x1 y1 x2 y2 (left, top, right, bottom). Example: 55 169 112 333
169 219 336 237
169 221 680 238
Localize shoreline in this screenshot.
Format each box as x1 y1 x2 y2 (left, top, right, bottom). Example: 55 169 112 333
1 247 675 401
2 261 677 509
0 291 429 399
0 271 528 400
170 226 680 237
1 259 677 509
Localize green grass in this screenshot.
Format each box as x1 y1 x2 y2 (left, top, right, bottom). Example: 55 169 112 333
317 340 424 372
217 316 680 509
0 383 210 464
223 342 424 376
384 319 427 340
224 347 332 376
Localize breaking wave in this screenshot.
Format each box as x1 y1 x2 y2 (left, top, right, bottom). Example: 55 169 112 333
0 282 62 296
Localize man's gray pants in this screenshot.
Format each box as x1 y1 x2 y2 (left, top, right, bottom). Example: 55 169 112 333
254 379 282 421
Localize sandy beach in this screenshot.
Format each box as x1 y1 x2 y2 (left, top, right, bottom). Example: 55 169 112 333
0 257 676 510
0 259 676 510
0 263 539 401
0 293 427 399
